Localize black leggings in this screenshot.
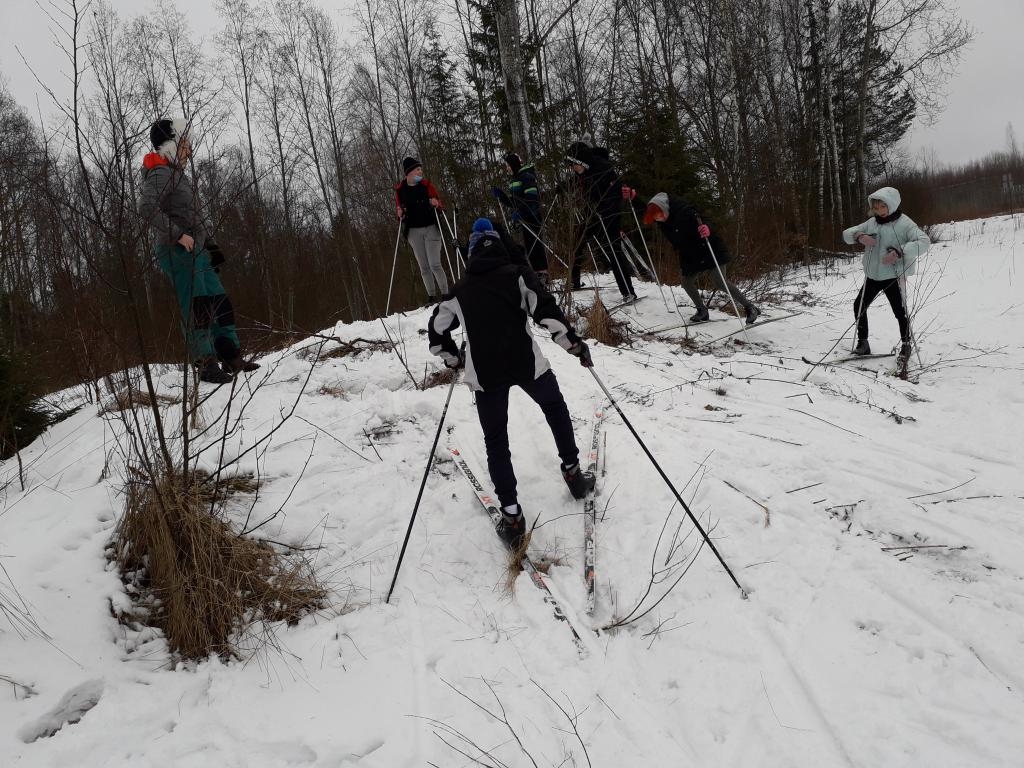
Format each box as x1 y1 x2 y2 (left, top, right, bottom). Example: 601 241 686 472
474 369 580 508
571 217 634 296
854 277 909 342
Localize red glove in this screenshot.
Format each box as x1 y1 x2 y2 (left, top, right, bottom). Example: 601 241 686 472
621 185 636 201
697 223 711 239
396 206 404 220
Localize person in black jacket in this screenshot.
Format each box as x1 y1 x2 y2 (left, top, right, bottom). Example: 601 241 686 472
491 152 547 283
429 218 595 548
564 141 636 301
642 192 760 324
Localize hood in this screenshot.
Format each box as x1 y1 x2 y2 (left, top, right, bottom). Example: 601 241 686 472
467 233 510 272
643 192 670 225
868 187 901 213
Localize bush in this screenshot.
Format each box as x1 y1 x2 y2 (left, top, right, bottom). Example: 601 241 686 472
0 350 53 460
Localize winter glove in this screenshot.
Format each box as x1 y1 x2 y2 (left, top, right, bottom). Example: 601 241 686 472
440 350 464 370
855 233 877 247
882 247 902 266
621 185 637 201
510 211 522 224
396 206 405 220
207 241 226 272
429 197 441 208
697 223 711 239
568 340 593 368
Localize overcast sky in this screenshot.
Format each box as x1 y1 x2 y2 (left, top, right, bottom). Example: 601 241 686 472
1 0 1020 167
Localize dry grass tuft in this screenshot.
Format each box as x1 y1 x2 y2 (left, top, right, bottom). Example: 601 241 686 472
320 338 394 361
581 296 630 347
423 367 458 389
112 471 324 660
101 388 180 414
318 383 348 398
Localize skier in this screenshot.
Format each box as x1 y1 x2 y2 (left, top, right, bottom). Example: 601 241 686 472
640 192 761 324
564 141 636 301
491 152 547 283
842 186 930 362
429 218 596 548
139 117 260 384
394 157 448 303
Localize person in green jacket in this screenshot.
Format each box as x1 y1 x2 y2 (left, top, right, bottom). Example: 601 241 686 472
139 118 259 384
842 187 930 362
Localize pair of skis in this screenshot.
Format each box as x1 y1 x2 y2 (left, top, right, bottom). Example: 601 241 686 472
448 409 606 653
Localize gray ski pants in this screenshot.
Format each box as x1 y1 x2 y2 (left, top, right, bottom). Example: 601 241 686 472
407 224 448 297
681 266 753 313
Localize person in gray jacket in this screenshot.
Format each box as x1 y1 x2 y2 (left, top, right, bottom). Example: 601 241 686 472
139 118 258 384
842 187 930 362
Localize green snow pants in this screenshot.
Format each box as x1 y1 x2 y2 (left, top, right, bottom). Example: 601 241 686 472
156 244 240 363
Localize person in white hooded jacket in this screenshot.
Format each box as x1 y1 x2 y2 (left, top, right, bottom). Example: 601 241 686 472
842 187 930 361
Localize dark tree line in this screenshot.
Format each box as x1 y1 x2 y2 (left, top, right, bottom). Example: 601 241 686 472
0 0 974 396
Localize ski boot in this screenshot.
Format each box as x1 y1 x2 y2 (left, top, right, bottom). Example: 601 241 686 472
496 505 526 549
197 357 233 384
561 463 596 500
689 308 710 323
853 339 871 356
896 341 912 365
224 355 261 374
745 305 761 325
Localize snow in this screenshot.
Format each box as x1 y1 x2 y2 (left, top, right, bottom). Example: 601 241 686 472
2 213 1023 767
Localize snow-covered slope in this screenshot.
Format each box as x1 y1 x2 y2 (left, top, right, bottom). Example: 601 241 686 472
3 213 1023 767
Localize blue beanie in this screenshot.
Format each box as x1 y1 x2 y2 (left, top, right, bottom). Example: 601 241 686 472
472 217 493 233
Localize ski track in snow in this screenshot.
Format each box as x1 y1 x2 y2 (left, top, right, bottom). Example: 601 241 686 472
2 213 1024 766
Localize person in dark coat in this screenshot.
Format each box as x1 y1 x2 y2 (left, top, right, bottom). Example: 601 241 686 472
642 192 760 324
564 141 636 301
139 117 260 384
394 156 448 301
429 218 595 548
491 152 547 283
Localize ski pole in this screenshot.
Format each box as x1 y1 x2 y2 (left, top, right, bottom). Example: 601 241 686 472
518 219 570 269
697 216 748 342
434 208 457 284
386 349 463 603
586 367 746 596
386 218 403 316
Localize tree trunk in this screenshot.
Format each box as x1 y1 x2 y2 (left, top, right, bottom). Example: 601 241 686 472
494 0 530 156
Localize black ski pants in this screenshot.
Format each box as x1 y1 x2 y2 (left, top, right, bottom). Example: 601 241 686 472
521 218 548 275
474 369 580 508
571 216 634 297
854 277 910 343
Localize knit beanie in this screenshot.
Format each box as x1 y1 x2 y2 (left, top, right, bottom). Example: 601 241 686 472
402 156 422 175
503 152 522 174
150 117 188 159
643 192 670 225
472 217 494 233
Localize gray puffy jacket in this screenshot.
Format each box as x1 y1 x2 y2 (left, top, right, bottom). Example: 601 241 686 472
138 156 211 252
842 187 929 281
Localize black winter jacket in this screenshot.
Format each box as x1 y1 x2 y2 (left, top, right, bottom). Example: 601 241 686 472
651 195 731 276
429 235 579 392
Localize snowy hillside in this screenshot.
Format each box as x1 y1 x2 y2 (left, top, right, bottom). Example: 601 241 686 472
2 213 1023 767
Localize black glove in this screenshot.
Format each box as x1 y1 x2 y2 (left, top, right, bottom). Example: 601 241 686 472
207 241 225 272
568 339 593 367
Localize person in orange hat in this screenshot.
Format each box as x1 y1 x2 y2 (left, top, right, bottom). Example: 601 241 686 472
642 193 760 324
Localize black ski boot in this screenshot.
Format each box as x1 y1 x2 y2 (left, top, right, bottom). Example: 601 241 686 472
224 355 261 374
561 463 596 500
897 341 912 364
689 308 710 323
198 357 233 384
853 339 871 356
496 505 526 549
745 305 761 325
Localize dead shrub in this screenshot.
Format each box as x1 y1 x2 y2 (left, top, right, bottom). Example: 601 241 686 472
101 388 180 414
423 367 457 389
320 338 394 361
112 471 324 660
318 383 348 398
581 296 630 347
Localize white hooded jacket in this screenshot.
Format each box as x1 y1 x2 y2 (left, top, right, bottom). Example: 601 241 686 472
842 187 930 281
